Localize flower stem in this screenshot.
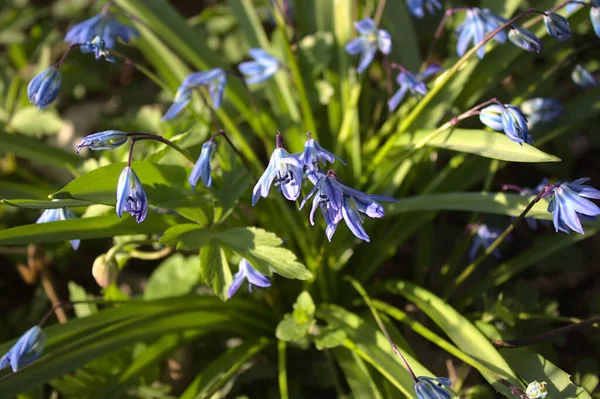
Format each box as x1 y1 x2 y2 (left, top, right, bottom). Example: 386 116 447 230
210 129 254 174
491 315 600 348
55 44 80 68
448 190 546 296
424 7 472 66
373 0 388 25
126 132 196 163
107 49 170 93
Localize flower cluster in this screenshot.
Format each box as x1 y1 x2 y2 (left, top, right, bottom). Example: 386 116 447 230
479 102 533 145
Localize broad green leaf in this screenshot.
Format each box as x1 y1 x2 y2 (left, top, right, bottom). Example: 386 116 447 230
386 280 520 396
0 214 174 246
51 161 196 209
199 239 232 301
159 224 211 249
293 291 316 321
144 254 201 300
386 192 550 219
331 347 384 399
2 198 92 209
7 106 65 137
317 304 433 398
0 181 53 201
314 326 347 350
180 337 271 399
394 129 561 163
477 322 592 399
0 132 83 169
216 227 313 280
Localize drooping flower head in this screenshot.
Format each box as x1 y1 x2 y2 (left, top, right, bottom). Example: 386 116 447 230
569 1 600 37
252 133 303 205
238 49 281 84
545 178 600 234
116 166 148 223
162 69 228 120
77 130 128 152
83 36 115 62
520 98 563 127
0 326 45 372
388 64 443 111
300 132 345 172
27 67 62 109
572 64 598 88
345 18 391 73
406 0 443 19
414 376 452 399
479 103 533 145
227 258 271 298
525 381 548 399
469 224 506 260
508 25 543 53
189 141 217 189
36 206 80 250
544 12 571 41
65 11 139 50
300 171 396 242
456 8 507 59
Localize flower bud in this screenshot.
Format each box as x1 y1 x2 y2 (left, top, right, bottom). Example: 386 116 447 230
544 12 571 41
502 104 533 145
479 104 505 131
592 7 600 39
27 67 62 109
76 130 128 153
189 141 216 189
525 380 547 399
572 64 598 88
508 26 543 53
92 254 119 288
0 326 45 372
520 98 563 126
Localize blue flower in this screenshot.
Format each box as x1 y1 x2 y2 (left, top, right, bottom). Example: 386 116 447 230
572 64 598 88
544 12 571 41
546 178 600 234
345 18 391 73
456 8 507 59
65 12 138 50
469 224 505 260
36 207 80 250
27 67 62 109
480 104 533 145
163 69 228 120
116 166 148 223
227 258 271 298
520 98 563 127
189 141 216 189
0 326 45 372
252 134 303 205
414 376 452 399
300 132 345 172
508 25 543 53
502 105 533 145
300 171 396 242
406 0 443 19
238 49 281 84
591 6 600 38
525 381 548 399
83 36 115 62
76 130 128 152
388 64 443 111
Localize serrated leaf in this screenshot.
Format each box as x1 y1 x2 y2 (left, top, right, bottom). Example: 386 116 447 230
215 227 312 280
394 129 560 162
314 326 347 350
7 106 65 136
199 240 232 300
293 291 316 322
159 224 211 249
144 254 201 300
275 316 310 343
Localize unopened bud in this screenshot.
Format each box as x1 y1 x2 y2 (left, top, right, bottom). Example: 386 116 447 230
92 254 118 288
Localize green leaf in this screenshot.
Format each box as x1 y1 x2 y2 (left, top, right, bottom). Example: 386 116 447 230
314 326 347 350
7 106 65 136
0 214 174 246
331 347 384 399
0 132 83 169
199 239 232 301
293 291 316 322
144 254 201 300
180 337 271 399
51 161 196 209
159 224 211 249
1 198 93 209
380 1 420 70
385 280 521 396
0 181 53 201
215 227 313 280
394 129 561 162
275 316 311 343
213 154 252 223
